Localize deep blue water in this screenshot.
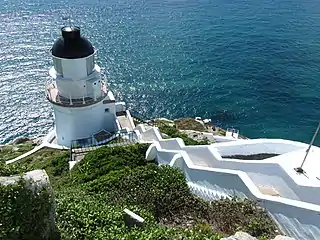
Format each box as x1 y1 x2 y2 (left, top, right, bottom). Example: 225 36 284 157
1 0 320 145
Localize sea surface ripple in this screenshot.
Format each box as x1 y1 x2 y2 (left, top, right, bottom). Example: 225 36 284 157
1 0 320 145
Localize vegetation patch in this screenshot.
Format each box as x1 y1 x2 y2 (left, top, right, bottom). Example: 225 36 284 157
0 143 34 162
1 144 279 239
71 144 150 183
0 161 24 176
12 148 70 188
174 118 207 132
158 124 210 145
0 177 57 240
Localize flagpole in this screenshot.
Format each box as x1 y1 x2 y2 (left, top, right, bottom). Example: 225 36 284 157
296 121 320 173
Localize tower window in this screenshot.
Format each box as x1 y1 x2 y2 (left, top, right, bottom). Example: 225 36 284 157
105 108 109 112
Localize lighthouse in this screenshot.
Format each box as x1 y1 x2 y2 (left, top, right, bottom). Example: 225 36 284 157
46 26 119 147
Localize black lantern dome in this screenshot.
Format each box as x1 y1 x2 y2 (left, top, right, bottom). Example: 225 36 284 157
51 26 94 59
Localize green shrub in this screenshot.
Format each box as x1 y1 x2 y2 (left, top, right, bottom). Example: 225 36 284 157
158 125 209 145
55 187 155 239
0 161 26 177
0 144 34 162
55 186 221 240
85 164 207 224
174 118 207 132
205 197 277 237
13 149 70 187
1 142 278 239
0 178 58 240
50 154 70 177
71 144 150 183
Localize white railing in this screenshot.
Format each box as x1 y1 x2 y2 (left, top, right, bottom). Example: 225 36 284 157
46 81 108 106
226 128 239 138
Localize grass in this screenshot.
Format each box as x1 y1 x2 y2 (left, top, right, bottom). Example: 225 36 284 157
8 147 70 187
158 124 210 145
174 118 208 132
1 144 279 239
0 143 35 162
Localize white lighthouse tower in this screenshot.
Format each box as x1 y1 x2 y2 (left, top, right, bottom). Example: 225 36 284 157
46 26 119 147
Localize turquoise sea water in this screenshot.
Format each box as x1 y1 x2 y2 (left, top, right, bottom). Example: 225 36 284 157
0 0 320 145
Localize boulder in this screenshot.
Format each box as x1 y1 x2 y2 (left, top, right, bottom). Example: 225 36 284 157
273 236 295 240
123 208 145 228
221 231 257 240
12 137 30 144
0 170 58 240
220 232 296 240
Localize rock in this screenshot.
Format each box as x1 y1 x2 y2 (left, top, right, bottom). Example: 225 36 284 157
220 232 296 240
123 208 145 228
12 137 30 144
0 170 58 239
32 137 43 145
179 130 215 143
12 147 19 151
203 119 211 124
273 236 296 240
221 231 257 240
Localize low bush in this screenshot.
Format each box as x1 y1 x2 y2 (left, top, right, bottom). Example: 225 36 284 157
85 164 200 222
0 178 57 240
174 118 207 132
55 186 222 240
206 197 276 238
82 159 277 238
0 143 34 162
71 144 150 183
1 143 278 239
0 161 26 176
158 125 209 145
13 148 70 185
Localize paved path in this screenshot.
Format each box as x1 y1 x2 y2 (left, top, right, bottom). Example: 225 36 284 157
6 141 68 165
6 144 45 164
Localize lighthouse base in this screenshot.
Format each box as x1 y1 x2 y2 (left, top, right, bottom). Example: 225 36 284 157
51 99 118 148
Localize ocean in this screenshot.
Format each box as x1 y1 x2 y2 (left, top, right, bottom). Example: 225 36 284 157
1 0 320 145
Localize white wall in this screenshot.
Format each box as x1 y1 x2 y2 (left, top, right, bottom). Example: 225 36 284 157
56 78 86 99
55 69 102 100
61 58 87 79
136 126 320 239
53 99 117 147
171 158 320 240
115 102 126 112
214 139 307 156
158 138 183 151
165 140 320 205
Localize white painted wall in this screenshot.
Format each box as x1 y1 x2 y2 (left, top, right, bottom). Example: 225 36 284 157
115 102 126 112
158 138 183 150
126 110 136 130
134 125 320 239
56 78 86 99
61 58 87 79
170 157 320 240
55 68 102 100
214 139 307 156
164 139 320 205
53 98 117 147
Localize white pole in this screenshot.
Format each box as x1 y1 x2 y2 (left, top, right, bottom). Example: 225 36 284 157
69 94 73 105
300 121 320 169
